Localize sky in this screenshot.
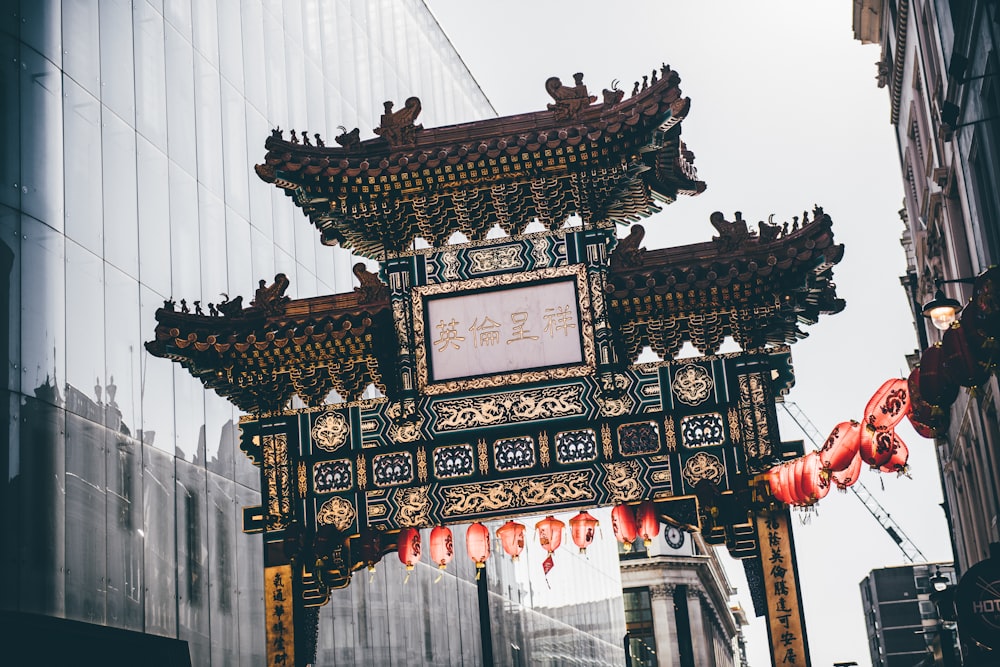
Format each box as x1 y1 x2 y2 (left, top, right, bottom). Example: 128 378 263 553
424 2 954 666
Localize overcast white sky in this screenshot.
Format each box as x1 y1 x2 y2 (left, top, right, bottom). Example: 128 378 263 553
425 2 954 666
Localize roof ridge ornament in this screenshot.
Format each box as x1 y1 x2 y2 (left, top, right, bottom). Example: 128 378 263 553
373 97 423 147
545 72 598 120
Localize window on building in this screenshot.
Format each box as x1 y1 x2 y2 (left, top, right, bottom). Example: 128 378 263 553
623 587 657 666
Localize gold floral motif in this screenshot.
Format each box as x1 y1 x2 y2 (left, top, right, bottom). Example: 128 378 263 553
468 245 522 273
311 410 350 452
440 471 593 516
297 461 307 497
367 504 386 518
672 364 714 406
473 438 488 473
317 496 356 531
728 407 741 443
394 486 432 526
416 447 428 483
432 384 585 431
531 237 549 267
601 423 613 460
664 417 677 452
412 265 595 394
682 452 725 487
604 461 642 503
357 454 367 490
539 431 550 468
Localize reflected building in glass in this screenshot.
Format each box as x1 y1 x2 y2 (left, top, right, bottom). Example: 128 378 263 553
0 0 629 664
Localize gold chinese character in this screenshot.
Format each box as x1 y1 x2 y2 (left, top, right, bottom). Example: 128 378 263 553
433 318 465 351
543 305 577 337
469 315 502 348
506 311 539 344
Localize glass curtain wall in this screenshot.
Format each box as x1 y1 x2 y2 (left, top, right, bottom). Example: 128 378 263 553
0 0 494 664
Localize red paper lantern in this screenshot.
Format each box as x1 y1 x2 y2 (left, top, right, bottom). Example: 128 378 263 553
536 515 565 577
802 451 829 503
941 322 989 387
611 504 638 551
819 420 862 473
918 343 959 407
879 433 910 476
496 520 526 561
863 378 910 433
429 525 454 572
791 455 810 506
466 522 491 572
962 267 1000 360
536 516 565 553
568 511 600 553
831 452 862 490
768 465 793 505
635 501 660 547
860 426 896 469
397 527 421 571
356 528 383 573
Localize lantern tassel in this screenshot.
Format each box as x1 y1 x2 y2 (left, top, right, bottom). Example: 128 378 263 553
434 570 444 584
475 568 481 581
404 570 411 585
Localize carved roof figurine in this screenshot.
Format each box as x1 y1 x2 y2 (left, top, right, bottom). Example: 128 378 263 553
251 273 291 316
710 211 752 252
335 126 360 151
610 224 646 270
602 80 625 107
373 97 423 147
255 63 705 258
546 72 598 120
352 263 389 304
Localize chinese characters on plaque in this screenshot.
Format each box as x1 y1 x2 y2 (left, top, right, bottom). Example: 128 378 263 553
756 509 809 667
265 564 296 667
425 279 584 382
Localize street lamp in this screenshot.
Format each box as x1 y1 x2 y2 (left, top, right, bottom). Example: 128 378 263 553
930 566 950 592
921 277 978 331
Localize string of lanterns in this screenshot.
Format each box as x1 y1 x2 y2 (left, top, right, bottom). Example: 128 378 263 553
766 267 998 507
392 504 675 582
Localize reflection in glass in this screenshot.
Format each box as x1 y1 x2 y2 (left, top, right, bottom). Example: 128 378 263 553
63 76 103 256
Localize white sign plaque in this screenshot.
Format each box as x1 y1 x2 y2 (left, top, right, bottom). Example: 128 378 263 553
426 279 583 381
411 265 596 393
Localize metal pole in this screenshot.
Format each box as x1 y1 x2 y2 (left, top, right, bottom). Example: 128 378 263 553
477 569 495 667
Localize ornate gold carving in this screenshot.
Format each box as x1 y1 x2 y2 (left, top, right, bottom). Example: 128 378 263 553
682 452 725 487
601 423 613 460
394 486 432 527
297 461 307 497
664 417 677 452
357 454 367 490
468 245 522 273
651 469 672 484
604 461 642 503
728 407 741 443
262 434 291 530
432 384 586 431
367 504 386 518
386 402 423 443
317 496 356 531
265 565 296 667
440 471 593 516
539 431 551 468
416 447 428 483
672 364 714 406
477 438 489 472
311 411 350 452
412 265 595 394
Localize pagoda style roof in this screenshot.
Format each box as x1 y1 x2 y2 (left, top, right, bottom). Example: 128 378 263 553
146 208 843 413
255 65 705 258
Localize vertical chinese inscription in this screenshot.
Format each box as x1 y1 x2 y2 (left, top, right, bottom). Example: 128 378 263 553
756 509 810 667
265 564 296 667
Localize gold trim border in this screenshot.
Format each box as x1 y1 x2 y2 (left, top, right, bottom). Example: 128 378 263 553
412 264 596 395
